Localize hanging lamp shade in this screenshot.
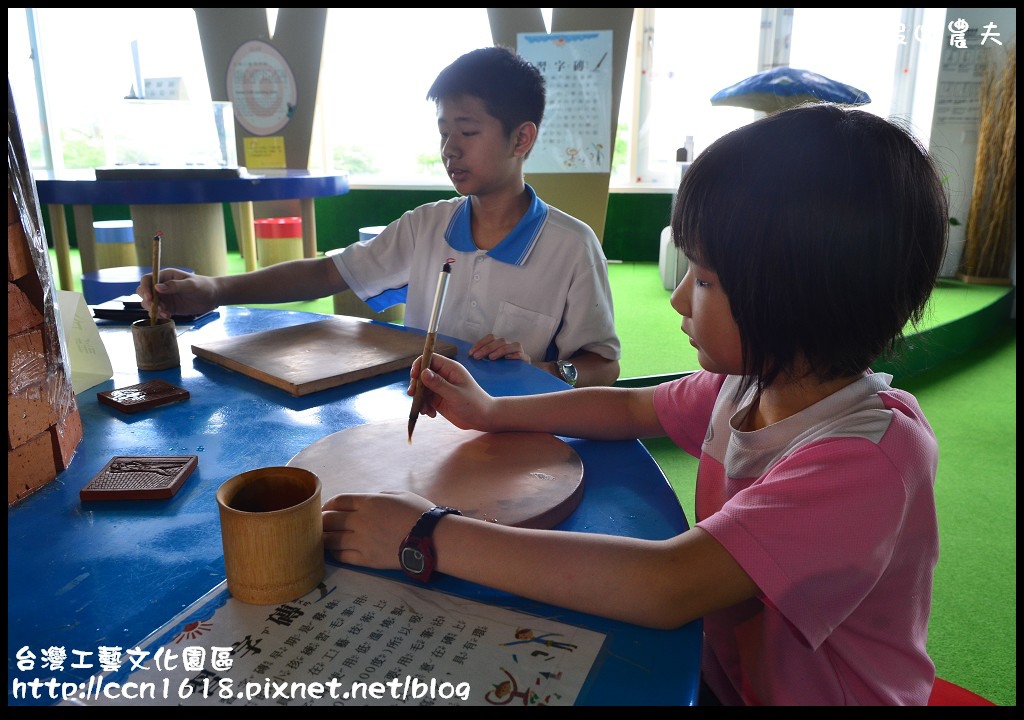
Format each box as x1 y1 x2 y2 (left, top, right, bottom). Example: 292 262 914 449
710 67 871 113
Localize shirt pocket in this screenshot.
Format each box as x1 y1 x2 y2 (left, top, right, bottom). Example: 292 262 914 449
492 301 559 360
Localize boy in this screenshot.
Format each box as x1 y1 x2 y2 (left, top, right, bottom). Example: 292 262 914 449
139 46 621 387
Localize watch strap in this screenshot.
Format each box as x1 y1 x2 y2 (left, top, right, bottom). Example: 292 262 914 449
400 506 462 582
409 505 462 539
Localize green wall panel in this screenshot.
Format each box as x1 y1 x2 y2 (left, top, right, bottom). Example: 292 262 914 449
43 189 672 263
314 189 458 253
602 193 673 262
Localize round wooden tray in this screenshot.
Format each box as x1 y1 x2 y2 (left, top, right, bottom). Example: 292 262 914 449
288 418 583 529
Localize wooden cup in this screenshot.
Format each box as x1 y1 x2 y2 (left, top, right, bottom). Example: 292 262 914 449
216 466 325 605
131 317 180 371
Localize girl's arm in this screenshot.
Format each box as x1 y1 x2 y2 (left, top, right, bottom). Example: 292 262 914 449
412 353 664 440
322 490 759 630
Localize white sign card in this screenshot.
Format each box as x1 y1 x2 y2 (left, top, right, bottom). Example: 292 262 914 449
56 290 113 394
518 31 614 174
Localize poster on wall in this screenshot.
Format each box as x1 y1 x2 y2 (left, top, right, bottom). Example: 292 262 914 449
227 40 298 136
933 11 1011 127
925 8 1015 277
517 31 613 174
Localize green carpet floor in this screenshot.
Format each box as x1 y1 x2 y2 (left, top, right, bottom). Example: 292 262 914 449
59 250 1009 381
53 251 1016 705
899 320 1016 707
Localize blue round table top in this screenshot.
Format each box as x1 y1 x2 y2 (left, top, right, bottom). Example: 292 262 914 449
7 307 700 707
35 169 349 205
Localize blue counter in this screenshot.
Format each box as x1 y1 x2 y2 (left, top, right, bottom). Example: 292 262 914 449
7 307 700 706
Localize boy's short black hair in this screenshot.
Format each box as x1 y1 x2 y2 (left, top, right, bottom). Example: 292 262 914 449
672 103 949 391
427 46 546 136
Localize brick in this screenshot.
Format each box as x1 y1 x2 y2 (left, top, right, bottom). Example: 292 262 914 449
8 282 43 336
8 219 32 282
52 404 83 470
8 382 53 449
7 185 18 226
15 273 46 317
8 429 58 506
8 328 47 395
46 366 80 431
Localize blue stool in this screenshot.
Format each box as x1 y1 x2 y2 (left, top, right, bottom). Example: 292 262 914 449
359 225 387 241
93 219 137 268
81 265 193 305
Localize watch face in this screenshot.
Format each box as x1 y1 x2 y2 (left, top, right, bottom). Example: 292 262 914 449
401 546 426 574
558 361 578 386
399 509 457 582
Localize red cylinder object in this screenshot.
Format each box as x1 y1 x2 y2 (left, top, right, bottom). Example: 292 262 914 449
254 216 302 239
254 217 303 268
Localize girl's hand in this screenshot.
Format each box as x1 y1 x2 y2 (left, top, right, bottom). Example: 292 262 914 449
321 491 433 568
407 353 498 431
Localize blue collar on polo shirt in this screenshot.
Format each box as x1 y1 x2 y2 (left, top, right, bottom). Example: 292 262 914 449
444 184 548 265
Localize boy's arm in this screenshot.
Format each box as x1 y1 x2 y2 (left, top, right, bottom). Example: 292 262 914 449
538 350 619 389
140 256 348 318
467 339 619 387
211 256 348 305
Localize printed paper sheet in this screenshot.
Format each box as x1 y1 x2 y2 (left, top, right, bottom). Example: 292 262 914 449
69 564 605 706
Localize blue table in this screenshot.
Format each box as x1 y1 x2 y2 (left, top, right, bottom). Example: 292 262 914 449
35 170 350 287
7 308 701 706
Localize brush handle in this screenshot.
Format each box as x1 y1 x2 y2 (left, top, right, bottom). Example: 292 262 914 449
409 333 437 415
149 235 161 326
407 263 451 442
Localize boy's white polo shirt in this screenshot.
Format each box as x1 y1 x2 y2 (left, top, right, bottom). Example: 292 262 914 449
331 185 620 362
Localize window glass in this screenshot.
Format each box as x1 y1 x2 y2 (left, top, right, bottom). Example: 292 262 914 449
789 7 944 146
7 8 42 167
7 8 209 174
617 8 763 187
313 8 493 185
788 8 903 119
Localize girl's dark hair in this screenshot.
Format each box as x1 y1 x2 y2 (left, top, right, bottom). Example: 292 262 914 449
427 46 546 136
672 103 949 395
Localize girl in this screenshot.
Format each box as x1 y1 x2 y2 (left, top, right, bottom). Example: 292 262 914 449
322 104 950 705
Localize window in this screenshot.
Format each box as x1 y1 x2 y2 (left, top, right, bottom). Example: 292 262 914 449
617 8 763 186
8 8 945 191
7 8 211 174
619 8 946 189
312 8 494 186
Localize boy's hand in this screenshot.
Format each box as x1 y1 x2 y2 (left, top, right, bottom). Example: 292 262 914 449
468 334 531 363
136 268 218 320
322 491 433 569
408 354 496 431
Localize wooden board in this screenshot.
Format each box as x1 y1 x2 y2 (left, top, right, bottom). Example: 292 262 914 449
288 418 584 529
191 316 457 396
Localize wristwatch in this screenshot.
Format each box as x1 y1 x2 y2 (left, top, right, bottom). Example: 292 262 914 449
555 360 578 387
399 506 462 582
